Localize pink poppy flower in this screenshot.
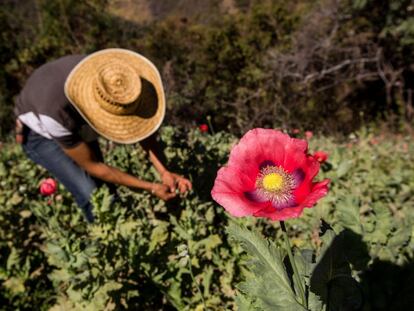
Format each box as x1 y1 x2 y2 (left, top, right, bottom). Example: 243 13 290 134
305 131 313 140
292 128 300 134
211 129 329 220
313 151 329 163
199 124 209 133
40 178 57 196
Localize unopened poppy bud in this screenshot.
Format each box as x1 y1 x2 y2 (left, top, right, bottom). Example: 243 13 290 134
313 151 329 163
305 131 313 140
40 178 57 196
199 124 209 133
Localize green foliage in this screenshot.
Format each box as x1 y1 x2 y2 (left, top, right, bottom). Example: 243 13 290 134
2 0 413 138
149 1 299 133
0 126 413 310
0 127 242 310
316 130 414 265
0 144 57 310
227 222 305 310
228 221 362 311
349 0 414 66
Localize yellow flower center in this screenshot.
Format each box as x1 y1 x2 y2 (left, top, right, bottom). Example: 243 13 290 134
255 165 296 207
262 173 284 191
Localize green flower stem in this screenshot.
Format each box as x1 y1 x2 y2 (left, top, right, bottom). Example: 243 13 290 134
188 255 208 310
280 221 307 308
206 115 215 135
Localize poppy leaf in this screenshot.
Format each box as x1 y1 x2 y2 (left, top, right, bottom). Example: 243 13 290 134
227 222 306 310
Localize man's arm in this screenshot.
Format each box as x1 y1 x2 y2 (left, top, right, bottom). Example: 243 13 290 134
139 134 192 194
63 141 176 200
139 133 168 175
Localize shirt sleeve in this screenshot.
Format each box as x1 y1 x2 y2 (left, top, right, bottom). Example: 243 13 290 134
37 114 83 148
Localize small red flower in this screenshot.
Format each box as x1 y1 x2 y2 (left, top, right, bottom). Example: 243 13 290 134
199 124 209 133
292 128 300 134
40 178 57 196
305 131 313 140
313 151 328 163
211 129 329 221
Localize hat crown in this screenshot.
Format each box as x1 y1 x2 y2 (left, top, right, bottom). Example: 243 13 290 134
65 48 166 144
94 59 141 115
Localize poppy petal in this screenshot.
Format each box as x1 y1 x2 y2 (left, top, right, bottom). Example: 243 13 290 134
211 166 265 217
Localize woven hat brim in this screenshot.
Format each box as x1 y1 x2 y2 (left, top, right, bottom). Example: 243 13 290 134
64 48 166 144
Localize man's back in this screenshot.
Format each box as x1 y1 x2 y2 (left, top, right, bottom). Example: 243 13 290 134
15 55 88 147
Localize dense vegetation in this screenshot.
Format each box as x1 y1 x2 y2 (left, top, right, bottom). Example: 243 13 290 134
1 127 414 310
1 0 413 137
1 0 414 310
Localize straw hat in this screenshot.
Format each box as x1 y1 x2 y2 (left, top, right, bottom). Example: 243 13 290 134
64 48 165 144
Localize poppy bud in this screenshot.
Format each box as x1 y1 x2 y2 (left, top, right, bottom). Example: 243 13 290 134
199 124 209 133
313 151 328 163
40 178 57 196
305 131 313 140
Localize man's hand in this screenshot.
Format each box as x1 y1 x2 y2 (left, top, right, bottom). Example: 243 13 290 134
151 183 177 201
161 171 192 194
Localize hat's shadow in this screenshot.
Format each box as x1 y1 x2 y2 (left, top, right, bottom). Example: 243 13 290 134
135 78 159 119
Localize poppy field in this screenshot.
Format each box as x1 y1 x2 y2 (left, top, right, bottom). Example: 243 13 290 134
1 126 413 310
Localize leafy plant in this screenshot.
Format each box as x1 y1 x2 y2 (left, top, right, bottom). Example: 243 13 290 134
0 126 413 310
228 221 363 311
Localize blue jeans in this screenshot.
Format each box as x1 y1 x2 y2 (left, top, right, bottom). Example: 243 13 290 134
22 128 100 222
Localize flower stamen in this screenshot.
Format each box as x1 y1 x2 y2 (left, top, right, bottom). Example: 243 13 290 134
256 166 295 208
